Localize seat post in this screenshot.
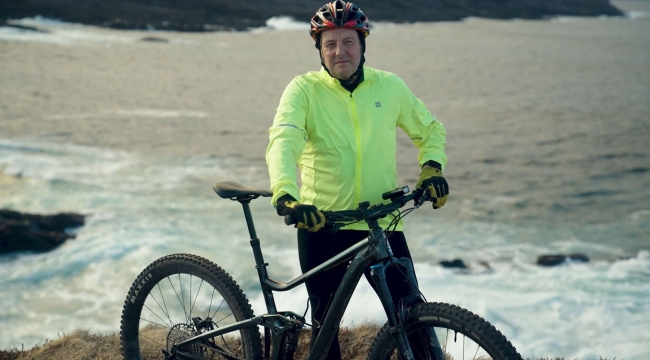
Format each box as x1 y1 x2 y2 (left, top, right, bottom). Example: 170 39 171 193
240 200 266 267
240 200 258 240
240 200 278 314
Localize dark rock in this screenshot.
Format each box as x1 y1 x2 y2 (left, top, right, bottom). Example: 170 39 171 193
440 259 468 269
537 253 590 266
140 36 169 43
0 210 85 231
0 0 624 33
0 210 85 254
3 22 51 33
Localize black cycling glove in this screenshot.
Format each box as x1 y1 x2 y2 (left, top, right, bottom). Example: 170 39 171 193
416 161 449 209
276 195 326 232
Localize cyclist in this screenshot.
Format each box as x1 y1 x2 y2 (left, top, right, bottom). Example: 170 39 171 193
265 1 449 358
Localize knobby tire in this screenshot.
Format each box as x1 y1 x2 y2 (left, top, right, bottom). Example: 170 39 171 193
120 253 263 360
366 302 523 360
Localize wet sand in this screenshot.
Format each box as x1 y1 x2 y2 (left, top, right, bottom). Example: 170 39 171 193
1 1 649 223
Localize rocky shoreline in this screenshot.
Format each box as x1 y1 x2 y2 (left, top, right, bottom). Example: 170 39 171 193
0 210 85 254
1 0 624 32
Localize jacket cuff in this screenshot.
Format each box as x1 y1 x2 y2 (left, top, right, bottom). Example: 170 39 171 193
421 160 442 170
276 194 297 216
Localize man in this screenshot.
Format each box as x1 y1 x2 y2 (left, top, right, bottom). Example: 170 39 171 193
266 1 449 358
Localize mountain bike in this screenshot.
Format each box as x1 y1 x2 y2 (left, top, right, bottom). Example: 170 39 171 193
120 181 523 360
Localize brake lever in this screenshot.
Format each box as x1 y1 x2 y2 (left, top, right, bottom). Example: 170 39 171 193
285 215 342 233
413 188 429 208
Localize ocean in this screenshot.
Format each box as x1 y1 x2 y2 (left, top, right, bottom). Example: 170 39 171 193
1 136 648 359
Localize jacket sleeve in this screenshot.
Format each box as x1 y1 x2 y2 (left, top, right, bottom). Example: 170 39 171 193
396 78 448 171
266 78 309 206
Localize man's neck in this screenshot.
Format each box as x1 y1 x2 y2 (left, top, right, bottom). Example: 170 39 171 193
338 66 364 93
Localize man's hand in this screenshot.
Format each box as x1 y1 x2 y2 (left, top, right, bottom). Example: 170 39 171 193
416 164 449 209
280 200 326 232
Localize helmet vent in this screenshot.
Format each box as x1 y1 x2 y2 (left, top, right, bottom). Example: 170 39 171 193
310 1 370 41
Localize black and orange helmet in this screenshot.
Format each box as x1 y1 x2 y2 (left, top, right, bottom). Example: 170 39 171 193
310 0 370 41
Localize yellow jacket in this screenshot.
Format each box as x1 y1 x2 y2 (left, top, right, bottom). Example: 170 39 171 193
266 66 447 230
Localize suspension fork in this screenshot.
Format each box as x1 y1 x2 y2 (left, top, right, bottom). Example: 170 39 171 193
369 259 418 360
369 251 444 359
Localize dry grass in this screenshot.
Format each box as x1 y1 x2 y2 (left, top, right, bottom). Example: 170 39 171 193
0 325 380 360
0 327 619 360
0 330 122 360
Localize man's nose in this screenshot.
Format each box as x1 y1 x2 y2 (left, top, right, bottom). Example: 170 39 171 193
334 43 344 56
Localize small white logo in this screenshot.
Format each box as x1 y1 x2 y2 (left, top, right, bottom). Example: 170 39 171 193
375 102 381 107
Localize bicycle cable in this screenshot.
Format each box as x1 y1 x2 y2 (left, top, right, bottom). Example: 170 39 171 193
302 295 319 328
383 206 429 303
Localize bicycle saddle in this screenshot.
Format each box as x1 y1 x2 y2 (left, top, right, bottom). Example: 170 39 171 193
213 181 273 200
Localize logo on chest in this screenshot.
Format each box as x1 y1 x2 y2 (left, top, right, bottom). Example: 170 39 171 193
375 102 381 107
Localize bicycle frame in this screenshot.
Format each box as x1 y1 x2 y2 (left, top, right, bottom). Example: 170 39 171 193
172 198 430 360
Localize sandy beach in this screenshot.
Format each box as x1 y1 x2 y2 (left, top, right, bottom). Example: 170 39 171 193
2 2 649 228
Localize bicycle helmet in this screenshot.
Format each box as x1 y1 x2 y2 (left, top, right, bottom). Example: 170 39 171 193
310 0 370 41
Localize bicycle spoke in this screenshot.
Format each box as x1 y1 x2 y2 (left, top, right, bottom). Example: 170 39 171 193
148 286 172 327
189 275 192 319
142 303 173 329
383 324 501 360
167 276 191 324
473 342 480 360
445 328 449 352
215 311 234 325
179 273 188 322
157 283 173 326
120 255 262 360
138 329 166 347
206 287 216 320
190 278 204 319
210 298 226 321
139 316 171 330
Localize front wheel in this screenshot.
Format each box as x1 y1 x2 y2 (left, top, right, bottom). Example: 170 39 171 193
367 302 522 360
120 253 263 359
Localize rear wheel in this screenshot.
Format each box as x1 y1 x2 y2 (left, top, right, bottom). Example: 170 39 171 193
367 302 522 360
120 253 263 359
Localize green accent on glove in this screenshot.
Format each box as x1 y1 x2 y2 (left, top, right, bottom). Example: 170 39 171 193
285 201 326 232
416 165 449 209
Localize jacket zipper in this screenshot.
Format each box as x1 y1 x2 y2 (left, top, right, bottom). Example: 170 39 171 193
350 92 362 207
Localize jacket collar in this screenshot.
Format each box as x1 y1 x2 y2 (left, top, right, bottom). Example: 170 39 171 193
319 66 373 88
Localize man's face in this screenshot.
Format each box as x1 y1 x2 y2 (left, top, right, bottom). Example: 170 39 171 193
320 28 362 80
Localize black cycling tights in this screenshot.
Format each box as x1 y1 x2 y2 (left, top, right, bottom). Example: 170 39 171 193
297 229 415 360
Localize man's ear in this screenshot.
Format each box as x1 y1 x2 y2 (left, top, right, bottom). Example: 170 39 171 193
357 31 366 54
314 33 322 50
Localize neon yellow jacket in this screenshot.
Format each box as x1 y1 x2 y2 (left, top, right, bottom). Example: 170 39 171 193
266 66 447 230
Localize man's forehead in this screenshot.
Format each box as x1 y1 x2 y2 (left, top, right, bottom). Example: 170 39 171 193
321 29 357 42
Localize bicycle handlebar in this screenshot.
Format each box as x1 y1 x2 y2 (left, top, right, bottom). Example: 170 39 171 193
283 186 430 229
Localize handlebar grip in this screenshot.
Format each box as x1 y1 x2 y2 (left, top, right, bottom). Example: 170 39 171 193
284 215 296 226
